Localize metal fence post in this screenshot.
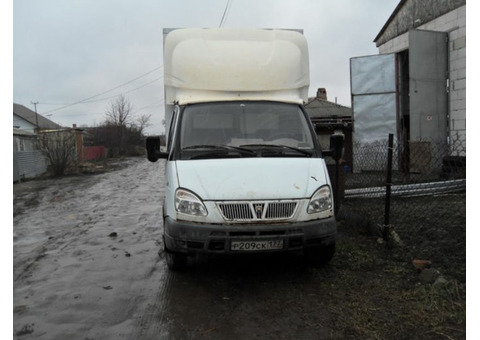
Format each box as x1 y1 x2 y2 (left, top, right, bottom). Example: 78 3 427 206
334 157 340 216
383 134 394 241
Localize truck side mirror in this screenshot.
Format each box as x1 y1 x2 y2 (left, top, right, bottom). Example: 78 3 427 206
324 133 344 161
146 136 168 162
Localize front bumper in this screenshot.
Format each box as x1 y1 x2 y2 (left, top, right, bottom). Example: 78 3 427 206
163 216 337 254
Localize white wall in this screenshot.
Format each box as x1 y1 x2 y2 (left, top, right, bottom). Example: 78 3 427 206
13 114 37 133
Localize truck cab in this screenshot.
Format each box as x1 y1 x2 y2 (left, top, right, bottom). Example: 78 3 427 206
147 28 342 270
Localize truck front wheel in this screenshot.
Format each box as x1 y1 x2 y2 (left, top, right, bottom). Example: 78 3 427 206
162 235 187 271
164 249 187 271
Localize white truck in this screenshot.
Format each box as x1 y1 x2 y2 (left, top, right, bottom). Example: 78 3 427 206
146 28 343 270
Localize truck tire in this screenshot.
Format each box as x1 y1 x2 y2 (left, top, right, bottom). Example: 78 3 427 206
305 244 335 266
162 235 188 271
165 249 187 271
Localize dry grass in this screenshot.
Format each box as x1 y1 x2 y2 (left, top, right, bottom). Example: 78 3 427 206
318 194 466 339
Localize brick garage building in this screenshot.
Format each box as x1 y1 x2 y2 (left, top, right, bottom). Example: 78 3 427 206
374 0 466 152
350 0 465 173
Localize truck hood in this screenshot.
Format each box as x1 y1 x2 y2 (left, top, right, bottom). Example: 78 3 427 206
175 158 329 201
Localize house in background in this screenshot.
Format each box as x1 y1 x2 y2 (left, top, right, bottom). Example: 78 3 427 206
13 103 63 132
13 103 88 180
13 104 61 181
304 88 353 168
13 127 50 181
350 0 466 172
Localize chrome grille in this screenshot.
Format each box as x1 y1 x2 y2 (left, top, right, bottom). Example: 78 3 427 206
217 201 298 221
217 203 253 220
265 202 297 219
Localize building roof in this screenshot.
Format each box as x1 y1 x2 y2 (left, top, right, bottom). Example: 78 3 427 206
304 97 353 131
13 103 63 130
304 97 352 118
374 0 466 46
373 0 406 44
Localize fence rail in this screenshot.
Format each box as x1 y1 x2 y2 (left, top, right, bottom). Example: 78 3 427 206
345 178 466 199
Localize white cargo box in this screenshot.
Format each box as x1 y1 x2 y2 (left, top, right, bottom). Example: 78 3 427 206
163 28 310 106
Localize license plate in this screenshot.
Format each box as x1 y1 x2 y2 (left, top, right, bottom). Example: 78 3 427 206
230 240 284 252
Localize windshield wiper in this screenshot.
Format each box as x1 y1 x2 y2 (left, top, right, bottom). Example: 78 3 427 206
239 144 313 157
182 145 224 150
182 144 256 158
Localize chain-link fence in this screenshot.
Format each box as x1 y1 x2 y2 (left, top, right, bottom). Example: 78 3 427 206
338 133 466 281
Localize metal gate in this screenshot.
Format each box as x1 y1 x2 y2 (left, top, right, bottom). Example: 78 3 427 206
350 53 397 171
350 29 449 173
408 30 449 173
409 29 449 143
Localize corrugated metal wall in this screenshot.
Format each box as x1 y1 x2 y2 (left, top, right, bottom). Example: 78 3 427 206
13 151 20 182
13 150 49 181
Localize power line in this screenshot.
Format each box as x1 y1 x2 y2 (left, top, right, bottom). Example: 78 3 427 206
36 102 70 106
41 65 163 115
137 100 164 111
42 1 233 117
41 0 233 116
81 77 163 104
219 0 232 27
40 75 162 107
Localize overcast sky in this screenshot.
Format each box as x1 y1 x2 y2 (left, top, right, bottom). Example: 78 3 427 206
13 0 400 134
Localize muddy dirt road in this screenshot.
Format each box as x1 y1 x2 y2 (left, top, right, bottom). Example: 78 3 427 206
13 157 466 339
13 158 336 339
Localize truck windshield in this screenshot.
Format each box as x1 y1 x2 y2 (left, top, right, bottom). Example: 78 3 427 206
179 102 316 159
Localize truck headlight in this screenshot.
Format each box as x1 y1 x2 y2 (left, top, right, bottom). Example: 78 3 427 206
307 185 332 214
175 188 208 216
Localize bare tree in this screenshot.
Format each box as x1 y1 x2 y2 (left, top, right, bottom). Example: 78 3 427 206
38 130 77 176
136 113 152 135
103 95 134 155
85 96 155 157
105 95 133 127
